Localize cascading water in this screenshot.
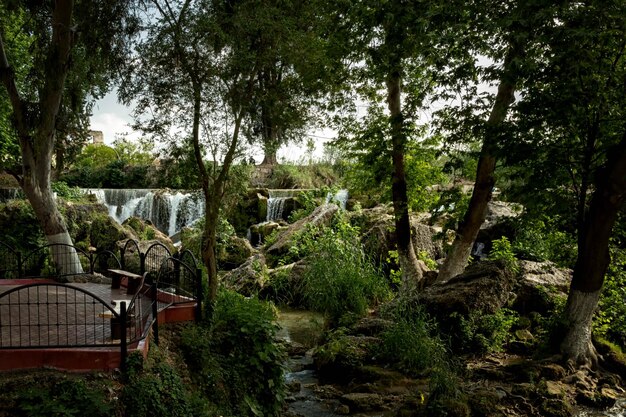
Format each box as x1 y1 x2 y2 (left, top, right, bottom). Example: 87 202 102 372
88 189 205 237
0 188 24 202
325 189 349 209
266 189 296 221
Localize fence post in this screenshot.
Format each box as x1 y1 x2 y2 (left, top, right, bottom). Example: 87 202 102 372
195 268 203 322
17 251 22 278
120 301 128 374
151 284 159 346
140 252 146 275
120 246 126 270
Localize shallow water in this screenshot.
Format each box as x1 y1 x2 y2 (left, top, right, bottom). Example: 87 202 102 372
577 399 626 417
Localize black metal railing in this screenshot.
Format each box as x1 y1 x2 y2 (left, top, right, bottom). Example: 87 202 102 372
155 257 203 321
0 240 202 370
0 243 122 279
0 283 121 349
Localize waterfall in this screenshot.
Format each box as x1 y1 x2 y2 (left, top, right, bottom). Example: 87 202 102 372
87 189 205 237
266 189 295 221
325 189 349 210
0 188 24 202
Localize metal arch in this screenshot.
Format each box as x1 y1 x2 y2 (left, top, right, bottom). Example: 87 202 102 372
178 249 198 269
155 256 197 302
120 239 142 274
21 243 90 278
92 250 122 274
0 241 21 279
0 282 120 320
143 242 172 271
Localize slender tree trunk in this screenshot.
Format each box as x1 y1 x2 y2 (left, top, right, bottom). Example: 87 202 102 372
202 203 219 303
0 1 82 275
561 136 626 366
387 69 423 289
21 136 83 275
437 52 519 282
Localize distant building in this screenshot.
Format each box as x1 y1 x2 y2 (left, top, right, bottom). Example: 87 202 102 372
89 130 104 145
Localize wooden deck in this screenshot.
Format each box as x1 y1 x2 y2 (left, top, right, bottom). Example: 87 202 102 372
0 280 197 371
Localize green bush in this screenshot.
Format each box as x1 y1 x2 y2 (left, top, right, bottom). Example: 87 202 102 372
449 308 518 354
180 290 286 417
51 181 83 200
302 216 391 324
511 217 577 268
379 299 449 376
488 237 520 274
15 378 112 417
122 357 210 417
595 245 626 346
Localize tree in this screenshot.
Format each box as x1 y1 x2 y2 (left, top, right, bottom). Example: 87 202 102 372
121 0 272 304
330 0 472 288
0 1 137 273
436 0 562 281
505 0 626 365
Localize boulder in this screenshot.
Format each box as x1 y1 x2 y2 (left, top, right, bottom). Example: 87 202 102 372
420 261 516 319
358 205 443 265
122 216 175 251
217 235 255 270
227 188 270 234
249 221 284 246
221 253 267 296
261 261 309 306
512 260 571 314
266 204 339 261
340 393 384 412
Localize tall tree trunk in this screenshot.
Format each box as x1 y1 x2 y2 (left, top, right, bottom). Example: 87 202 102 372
387 69 423 289
0 1 82 275
437 50 519 282
561 136 626 366
202 202 219 304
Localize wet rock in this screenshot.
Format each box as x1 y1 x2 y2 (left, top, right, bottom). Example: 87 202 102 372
340 393 383 412
420 261 515 318
221 253 267 296
512 261 571 314
335 404 350 415
286 380 302 393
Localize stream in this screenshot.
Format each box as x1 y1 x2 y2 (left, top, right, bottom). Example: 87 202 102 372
277 308 337 417
277 309 385 417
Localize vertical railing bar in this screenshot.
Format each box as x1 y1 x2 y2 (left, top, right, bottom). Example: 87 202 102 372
120 301 127 373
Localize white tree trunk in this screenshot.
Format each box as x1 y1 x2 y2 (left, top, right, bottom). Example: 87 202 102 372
437 240 473 282
561 289 600 367
46 232 84 276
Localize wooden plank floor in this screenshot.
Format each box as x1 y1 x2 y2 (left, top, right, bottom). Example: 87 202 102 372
0 283 136 348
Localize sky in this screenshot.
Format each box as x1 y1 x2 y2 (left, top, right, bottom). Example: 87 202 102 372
88 90 334 163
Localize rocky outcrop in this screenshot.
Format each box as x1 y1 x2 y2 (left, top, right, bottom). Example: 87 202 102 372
217 235 255 270
261 261 309 306
266 204 339 262
221 253 267 296
420 261 516 319
512 260 571 314
358 205 443 265
227 188 271 234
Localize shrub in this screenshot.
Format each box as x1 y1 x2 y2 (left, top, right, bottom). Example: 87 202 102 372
449 308 518 354
379 299 449 376
595 245 626 346
180 290 286 417
15 378 112 417
488 236 520 273
511 216 577 268
51 181 83 200
121 362 195 417
302 216 391 324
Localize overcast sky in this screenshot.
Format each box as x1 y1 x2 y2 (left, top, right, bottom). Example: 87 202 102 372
89 90 334 163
